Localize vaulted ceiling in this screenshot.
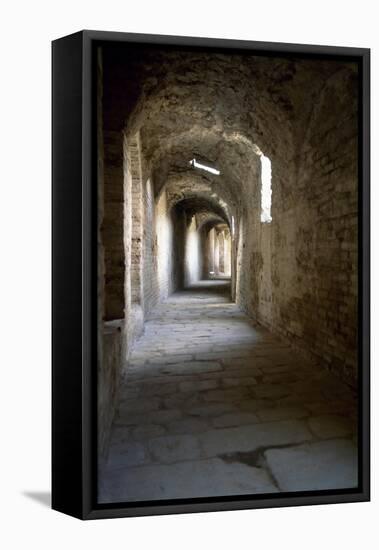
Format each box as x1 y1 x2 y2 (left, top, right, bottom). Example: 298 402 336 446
103 43 356 225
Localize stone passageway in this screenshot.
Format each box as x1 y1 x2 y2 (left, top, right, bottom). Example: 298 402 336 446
99 280 357 503
97 46 359 502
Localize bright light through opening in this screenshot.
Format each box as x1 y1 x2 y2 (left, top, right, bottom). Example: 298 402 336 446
231 215 235 237
260 154 272 223
189 158 220 176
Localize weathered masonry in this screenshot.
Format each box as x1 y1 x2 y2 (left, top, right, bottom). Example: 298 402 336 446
97 44 358 462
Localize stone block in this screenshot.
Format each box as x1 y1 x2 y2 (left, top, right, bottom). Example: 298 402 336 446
149 434 202 463
257 406 309 422
264 439 358 491
107 441 147 469
132 424 167 440
179 379 219 392
199 420 313 457
308 414 354 439
160 361 222 375
212 412 259 428
99 457 278 503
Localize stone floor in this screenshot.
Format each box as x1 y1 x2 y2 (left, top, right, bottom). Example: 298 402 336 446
99 280 358 503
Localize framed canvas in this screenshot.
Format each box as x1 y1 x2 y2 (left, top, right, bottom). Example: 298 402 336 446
52 30 370 520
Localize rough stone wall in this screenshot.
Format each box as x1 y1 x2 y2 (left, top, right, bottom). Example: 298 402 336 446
102 130 125 321
155 189 185 300
98 324 122 462
201 226 211 278
123 134 143 348
208 228 215 276
128 135 143 306
97 56 126 461
235 153 274 328
122 134 144 346
271 68 358 383
142 177 158 316
224 230 232 277
218 231 225 274
258 223 273 323
234 155 264 317
184 215 202 286
214 228 220 275
235 68 358 385
171 205 187 290
209 228 215 277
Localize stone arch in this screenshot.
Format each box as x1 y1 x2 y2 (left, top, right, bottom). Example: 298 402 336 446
126 133 144 307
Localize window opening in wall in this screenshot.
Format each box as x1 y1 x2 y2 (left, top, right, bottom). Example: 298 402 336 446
260 154 272 223
231 215 235 236
189 158 220 176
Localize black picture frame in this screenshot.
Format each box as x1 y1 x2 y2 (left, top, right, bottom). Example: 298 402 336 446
52 30 370 520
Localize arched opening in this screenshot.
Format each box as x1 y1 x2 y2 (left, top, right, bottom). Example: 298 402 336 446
202 222 232 280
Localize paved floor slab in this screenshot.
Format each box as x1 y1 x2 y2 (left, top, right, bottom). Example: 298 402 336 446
264 439 358 491
99 457 278 502
99 280 358 503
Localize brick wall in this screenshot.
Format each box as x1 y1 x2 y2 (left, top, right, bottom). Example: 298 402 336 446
273 68 358 383
184 215 202 286
142 177 157 315
234 67 358 385
128 135 143 306
102 130 125 321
